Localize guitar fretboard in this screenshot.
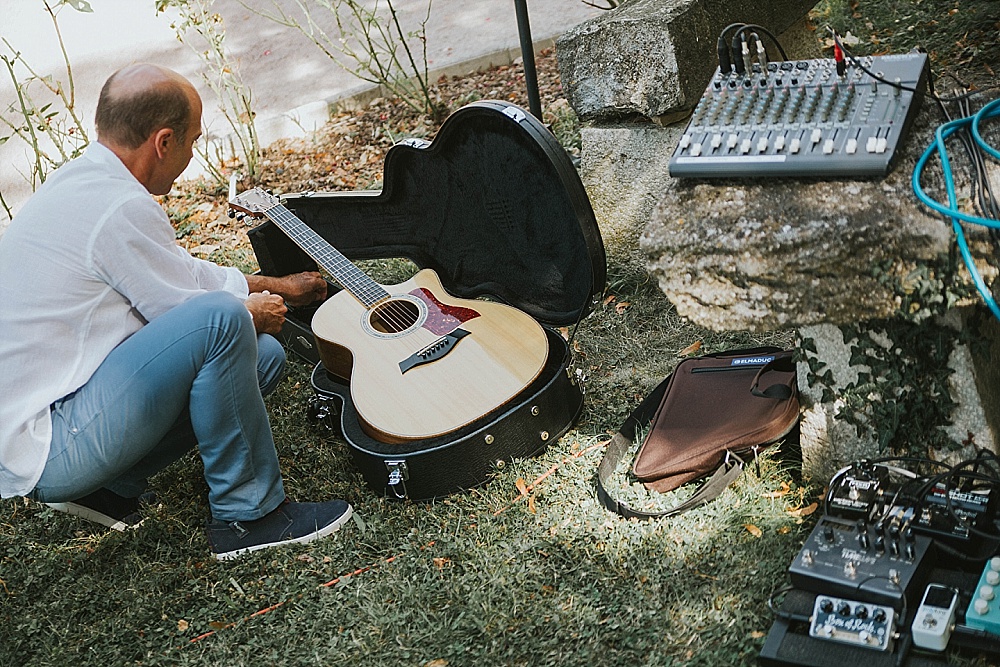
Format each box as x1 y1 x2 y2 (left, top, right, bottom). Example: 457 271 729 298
265 203 390 308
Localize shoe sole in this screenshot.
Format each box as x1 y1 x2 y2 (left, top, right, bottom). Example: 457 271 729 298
44 501 140 532
213 504 354 561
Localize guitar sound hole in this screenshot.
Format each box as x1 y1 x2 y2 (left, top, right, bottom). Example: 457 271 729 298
369 298 420 334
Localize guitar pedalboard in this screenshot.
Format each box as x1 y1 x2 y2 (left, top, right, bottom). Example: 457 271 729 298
761 457 1000 666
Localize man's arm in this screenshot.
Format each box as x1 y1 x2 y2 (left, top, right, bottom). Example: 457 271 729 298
244 271 328 336
245 271 327 306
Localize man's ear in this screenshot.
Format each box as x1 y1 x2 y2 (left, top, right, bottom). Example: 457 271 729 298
152 127 173 159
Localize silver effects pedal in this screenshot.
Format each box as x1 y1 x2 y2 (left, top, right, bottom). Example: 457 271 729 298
910 583 959 652
809 594 896 651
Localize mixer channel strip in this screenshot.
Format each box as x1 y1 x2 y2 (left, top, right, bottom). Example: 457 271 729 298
668 52 929 179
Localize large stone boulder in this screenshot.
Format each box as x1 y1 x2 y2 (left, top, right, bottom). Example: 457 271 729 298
556 0 817 123
640 109 996 332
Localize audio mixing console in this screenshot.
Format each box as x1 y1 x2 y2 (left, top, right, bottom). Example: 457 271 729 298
668 52 929 178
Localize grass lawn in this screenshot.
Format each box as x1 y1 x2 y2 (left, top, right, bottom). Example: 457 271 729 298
2 1 999 665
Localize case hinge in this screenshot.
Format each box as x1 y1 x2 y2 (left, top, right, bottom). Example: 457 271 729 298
386 460 409 499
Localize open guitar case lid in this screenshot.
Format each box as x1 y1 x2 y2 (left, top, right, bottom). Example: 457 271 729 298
247 100 607 500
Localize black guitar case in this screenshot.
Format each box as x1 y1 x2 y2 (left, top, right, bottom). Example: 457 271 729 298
248 100 606 500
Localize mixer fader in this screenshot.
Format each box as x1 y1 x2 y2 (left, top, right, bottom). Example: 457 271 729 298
668 52 928 178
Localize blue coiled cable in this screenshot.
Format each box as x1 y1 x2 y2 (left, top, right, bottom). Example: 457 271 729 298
912 98 1000 320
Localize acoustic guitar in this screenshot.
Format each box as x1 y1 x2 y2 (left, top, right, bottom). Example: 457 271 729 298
229 188 550 444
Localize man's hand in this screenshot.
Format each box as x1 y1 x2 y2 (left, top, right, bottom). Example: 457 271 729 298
245 291 287 335
245 271 327 307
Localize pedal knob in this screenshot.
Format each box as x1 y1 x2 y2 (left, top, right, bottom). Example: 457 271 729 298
855 604 869 620
873 608 887 623
837 601 852 617
981 585 996 601
974 598 990 615
820 598 834 613
987 570 1000 586
990 556 1000 572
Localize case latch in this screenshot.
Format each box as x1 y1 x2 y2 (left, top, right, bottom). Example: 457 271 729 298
386 460 410 499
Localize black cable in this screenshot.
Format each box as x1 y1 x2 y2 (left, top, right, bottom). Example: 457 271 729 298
828 27 1000 104
716 23 746 74
731 24 789 62
767 584 811 623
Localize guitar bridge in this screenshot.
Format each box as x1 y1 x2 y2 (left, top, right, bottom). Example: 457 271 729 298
398 328 471 374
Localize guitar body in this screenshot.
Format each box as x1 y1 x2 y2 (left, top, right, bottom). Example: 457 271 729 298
311 268 549 443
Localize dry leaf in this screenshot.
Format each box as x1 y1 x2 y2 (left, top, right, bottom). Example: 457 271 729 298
177 619 189 632
528 495 537 514
432 557 450 570
762 481 791 498
787 502 818 518
559 326 570 341
678 341 702 356
777 526 791 534
751 630 766 639
602 294 616 306
209 621 228 630
614 301 630 314
515 478 529 496
744 524 763 538
296 554 314 563
425 660 449 667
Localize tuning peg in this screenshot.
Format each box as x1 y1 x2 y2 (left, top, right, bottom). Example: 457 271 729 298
235 212 246 222
227 209 236 219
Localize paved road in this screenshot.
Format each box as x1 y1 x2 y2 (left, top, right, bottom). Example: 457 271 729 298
1 0 601 223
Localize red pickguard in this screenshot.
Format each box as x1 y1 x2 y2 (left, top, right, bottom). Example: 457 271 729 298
411 287 480 335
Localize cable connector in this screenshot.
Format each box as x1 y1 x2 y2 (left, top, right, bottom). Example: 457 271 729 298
834 40 847 77
717 35 733 74
754 32 768 72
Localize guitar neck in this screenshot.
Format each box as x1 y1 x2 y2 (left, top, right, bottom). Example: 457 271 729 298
264 203 389 307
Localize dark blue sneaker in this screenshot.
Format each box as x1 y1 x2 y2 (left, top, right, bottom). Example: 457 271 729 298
205 499 353 561
45 488 155 531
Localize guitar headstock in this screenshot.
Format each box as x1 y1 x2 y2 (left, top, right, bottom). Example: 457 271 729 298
228 187 280 222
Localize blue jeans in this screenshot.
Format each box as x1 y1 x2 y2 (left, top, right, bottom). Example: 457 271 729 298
29 291 286 522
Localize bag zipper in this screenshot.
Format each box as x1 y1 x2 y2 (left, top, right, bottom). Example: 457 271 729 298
690 363 767 373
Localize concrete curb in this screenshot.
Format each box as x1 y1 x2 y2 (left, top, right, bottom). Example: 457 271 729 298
250 36 560 147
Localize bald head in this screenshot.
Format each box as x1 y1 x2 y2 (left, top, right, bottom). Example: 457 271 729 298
95 64 199 150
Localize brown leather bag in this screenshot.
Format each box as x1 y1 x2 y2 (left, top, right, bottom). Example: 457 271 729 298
597 348 799 519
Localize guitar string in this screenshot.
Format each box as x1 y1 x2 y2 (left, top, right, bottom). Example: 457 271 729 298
263 202 441 354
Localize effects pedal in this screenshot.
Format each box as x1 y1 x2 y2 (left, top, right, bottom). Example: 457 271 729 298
911 583 959 651
788 514 933 610
965 556 1000 636
826 463 888 521
809 594 896 651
